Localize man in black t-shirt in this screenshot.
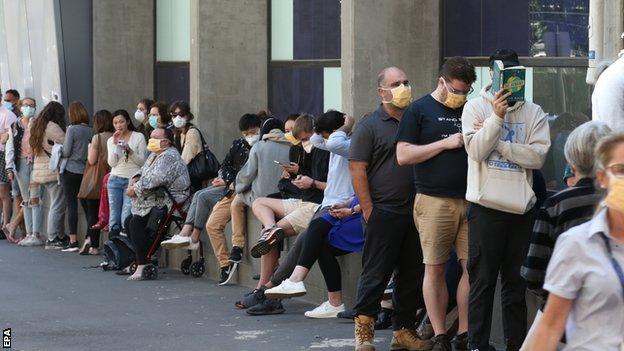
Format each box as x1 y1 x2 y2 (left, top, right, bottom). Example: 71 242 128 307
396 57 476 351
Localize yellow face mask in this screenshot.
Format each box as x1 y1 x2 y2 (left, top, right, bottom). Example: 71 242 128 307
147 138 163 153
606 175 624 214
284 132 300 146
442 81 468 109
382 83 412 109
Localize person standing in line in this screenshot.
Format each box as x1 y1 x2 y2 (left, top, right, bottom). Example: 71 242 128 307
106 110 147 234
350 66 430 351
0 89 17 238
396 56 477 351
133 98 154 140
530 133 624 351
29 101 67 250
591 55 624 132
60 102 95 252
461 49 550 351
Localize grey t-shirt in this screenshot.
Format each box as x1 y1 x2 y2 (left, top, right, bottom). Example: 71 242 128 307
62 124 92 174
349 105 414 215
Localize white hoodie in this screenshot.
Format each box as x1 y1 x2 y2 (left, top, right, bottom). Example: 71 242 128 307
462 86 551 214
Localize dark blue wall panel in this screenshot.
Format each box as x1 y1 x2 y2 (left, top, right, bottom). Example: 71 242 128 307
270 67 323 120
293 0 340 60
444 0 481 57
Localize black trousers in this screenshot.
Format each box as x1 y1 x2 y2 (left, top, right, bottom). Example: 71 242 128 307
83 199 100 247
467 203 535 351
353 208 425 330
127 214 153 265
61 171 83 235
297 218 348 292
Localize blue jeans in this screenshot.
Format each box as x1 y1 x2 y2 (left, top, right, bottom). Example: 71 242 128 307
107 175 132 230
15 159 43 235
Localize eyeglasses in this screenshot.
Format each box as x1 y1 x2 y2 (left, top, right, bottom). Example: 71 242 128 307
170 112 185 117
444 80 473 96
381 80 410 89
606 163 624 177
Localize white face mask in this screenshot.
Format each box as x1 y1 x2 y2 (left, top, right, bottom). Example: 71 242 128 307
134 110 145 122
172 116 187 128
301 140 313 153
245 134 260 146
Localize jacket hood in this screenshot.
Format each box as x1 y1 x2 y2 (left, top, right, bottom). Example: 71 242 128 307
479 84 524 112
261 129 290 144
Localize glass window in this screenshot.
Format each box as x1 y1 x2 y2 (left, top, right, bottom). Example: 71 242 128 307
156 0 190 62
269 0 341 119
444 0 589 58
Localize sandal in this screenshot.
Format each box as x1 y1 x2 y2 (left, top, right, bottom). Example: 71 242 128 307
250 227 285 258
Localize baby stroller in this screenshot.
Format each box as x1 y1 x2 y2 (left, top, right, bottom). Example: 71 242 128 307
129 188 205 280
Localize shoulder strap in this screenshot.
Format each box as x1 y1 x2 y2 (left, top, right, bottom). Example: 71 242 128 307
191 127 208 150
598 232 624 301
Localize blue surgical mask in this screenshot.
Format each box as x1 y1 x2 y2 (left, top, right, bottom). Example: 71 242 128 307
2 101 13 111
149 115 158 128
20 106 35 118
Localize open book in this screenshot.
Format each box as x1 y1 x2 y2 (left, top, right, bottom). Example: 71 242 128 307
491 60 526 102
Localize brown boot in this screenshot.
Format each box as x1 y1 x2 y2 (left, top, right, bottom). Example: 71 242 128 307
354 315 375 351
390 328 432 350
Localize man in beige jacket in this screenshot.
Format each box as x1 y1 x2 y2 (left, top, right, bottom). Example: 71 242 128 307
461 49 550 351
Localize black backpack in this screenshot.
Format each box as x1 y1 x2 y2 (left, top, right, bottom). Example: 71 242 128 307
102 235 135 271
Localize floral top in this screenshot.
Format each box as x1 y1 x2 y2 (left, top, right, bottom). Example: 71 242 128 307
131 147 190 217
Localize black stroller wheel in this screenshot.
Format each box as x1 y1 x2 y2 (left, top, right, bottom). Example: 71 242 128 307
142 264 158 280
181 257 192 275
190 261 205 278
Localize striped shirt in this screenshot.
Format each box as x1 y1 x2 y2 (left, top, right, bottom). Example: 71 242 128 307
521 178 602 300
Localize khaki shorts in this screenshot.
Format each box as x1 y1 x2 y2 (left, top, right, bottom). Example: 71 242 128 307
413 193 468 265
281 199 320 234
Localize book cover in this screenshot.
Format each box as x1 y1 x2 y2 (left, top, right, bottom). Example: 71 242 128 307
490 60 526 102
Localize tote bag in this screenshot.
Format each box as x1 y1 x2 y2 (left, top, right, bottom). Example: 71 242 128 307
78 134 110 200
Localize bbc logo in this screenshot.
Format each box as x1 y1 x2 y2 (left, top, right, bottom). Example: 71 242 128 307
2 328 10 349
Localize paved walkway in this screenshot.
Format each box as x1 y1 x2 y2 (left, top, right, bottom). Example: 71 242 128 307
0 241 397 351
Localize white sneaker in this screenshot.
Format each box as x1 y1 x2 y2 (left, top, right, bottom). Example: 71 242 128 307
160 235 190 249
28 235 45 247
17 235 33 246
264 279 307 299
304 301 345 319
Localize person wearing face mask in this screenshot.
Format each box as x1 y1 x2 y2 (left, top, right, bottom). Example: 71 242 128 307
0 89 18 242
529 132 624 351
125 126 190 280
395 57 476 351
2 89 20 113
147 101 172 133
169 100 204 190
5 97 39 245
237 115 329 314
133 98 154 141
349 66 431 351
161 114 261 285
461 49 551 351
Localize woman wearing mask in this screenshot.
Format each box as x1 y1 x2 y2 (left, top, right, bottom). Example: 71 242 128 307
107 110 147 234
530 133 624 350
29 101 67 249
79 110 114 255
134 98 154 141
148 102 172 130
170 100 203 190
6 98 42 246
60 102 94 251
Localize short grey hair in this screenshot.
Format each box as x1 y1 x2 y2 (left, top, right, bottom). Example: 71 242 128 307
564 121 612 178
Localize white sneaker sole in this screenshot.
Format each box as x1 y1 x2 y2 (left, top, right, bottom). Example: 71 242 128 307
264 289 307 299
304 311 342 319
160 240 190 249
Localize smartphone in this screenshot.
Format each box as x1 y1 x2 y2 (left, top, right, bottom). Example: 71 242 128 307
274 160 289 167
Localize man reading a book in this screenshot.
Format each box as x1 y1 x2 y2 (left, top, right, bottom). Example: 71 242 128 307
461 49 551 351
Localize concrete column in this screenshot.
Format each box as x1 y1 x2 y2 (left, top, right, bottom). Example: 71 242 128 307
341 0 441 119
93 0 154 113
190 0 268 160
